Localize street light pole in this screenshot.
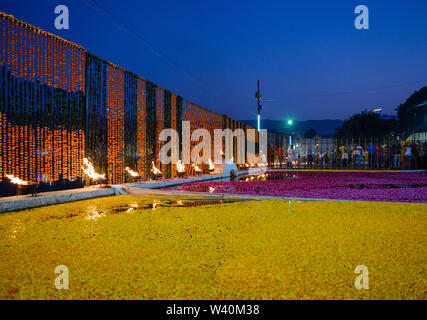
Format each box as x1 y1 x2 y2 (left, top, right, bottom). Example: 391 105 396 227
255 80 262 131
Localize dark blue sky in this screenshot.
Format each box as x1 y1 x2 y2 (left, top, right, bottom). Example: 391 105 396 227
1 0 426 121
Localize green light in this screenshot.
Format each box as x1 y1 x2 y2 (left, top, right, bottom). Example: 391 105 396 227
287 119 293 125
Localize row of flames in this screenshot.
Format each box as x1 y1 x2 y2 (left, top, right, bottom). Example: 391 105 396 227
81 158 217 180
5 158 262 187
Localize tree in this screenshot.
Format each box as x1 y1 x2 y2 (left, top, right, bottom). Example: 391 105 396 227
334 110 398 138
304 128 317 139
396 86 427 135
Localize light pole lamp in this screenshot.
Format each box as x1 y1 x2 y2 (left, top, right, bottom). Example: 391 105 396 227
255 80 262 131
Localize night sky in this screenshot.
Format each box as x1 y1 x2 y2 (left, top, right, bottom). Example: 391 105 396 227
1 0 426 121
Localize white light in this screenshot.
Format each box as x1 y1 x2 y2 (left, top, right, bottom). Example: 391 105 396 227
6 174 29 185
208 158 215 170
125 167 139 177
82 158 106 180
151 161 162 175
257 114 261 131
176 160 185 173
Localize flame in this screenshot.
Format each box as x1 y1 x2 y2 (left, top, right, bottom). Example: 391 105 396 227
82 158 105 180
176 160 185 173
152 199 161 210
151 161 162 175
125 167 139 177
193 163 201 172
208 159 215 170
209 187 215 193
6 174 29 185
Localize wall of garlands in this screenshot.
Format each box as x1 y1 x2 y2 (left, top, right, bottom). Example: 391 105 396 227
0 12 86 192
0 11 262 194
182 102 223 165
222 115 259 164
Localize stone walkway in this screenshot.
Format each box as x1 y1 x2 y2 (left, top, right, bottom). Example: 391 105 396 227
0 186 119 213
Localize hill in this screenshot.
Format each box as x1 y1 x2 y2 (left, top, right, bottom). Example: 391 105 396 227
240 119 343 136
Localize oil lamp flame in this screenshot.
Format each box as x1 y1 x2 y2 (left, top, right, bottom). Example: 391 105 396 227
193 163 201 172
208 159 215 170
151 161 162 175
176 160 185 173
6 174 29 185
82 158 106 180
125 167 139 177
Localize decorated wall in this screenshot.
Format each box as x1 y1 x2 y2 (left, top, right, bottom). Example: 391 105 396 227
0 11 259 195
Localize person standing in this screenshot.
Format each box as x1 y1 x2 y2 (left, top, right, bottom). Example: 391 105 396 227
383 144 390 169
416 141 422 169
278 146 284 167
352 144 362 169
392 142 402 169
404 143 412 169
367 143 375 168
337 146 342 168
341 146 348 168
323 151 329 168
307 146 313 168
410 142 417 169
422 142 427 169
375 144 383 168
287 145 295 168
332 146 337 168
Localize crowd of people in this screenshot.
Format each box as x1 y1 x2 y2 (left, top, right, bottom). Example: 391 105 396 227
270 140 427 170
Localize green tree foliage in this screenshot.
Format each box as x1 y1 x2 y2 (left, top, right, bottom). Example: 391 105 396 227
396 86 427 134
304 128 317 138
334 110 398 138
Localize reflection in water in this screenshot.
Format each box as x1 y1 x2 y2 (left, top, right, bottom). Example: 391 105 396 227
194 173 297 183
237 173 296 182
85 206 106 220
152 200 161 210
110 198 252 214
10 223 25 240
126 201 139 212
